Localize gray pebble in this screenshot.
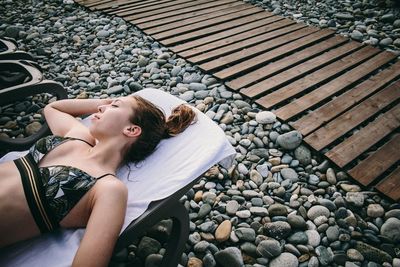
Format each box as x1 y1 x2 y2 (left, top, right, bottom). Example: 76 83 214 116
269 252 298 267
276 131 302 150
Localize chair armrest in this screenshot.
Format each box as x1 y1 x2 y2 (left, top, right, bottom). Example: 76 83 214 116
0 60 43 91
0 38 17 53
114 173 204 252
0 80 68 150
0 52 35 61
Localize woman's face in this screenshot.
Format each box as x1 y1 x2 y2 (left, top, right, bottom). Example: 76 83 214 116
90 96 137 139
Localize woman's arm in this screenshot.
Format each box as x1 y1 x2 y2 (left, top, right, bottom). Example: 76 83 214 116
44 98 113 138
72 178 128 267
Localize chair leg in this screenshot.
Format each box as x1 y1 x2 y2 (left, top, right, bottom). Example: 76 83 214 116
160 203 190 267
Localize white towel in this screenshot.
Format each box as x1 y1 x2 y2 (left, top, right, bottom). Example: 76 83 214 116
0 89 236 267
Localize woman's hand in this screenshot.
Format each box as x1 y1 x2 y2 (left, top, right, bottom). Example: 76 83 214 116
43 98 114 138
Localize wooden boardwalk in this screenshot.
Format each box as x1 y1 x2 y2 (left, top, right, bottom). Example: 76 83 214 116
75 0 400 201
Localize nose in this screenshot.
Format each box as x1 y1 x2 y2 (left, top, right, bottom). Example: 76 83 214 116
98 104 107 113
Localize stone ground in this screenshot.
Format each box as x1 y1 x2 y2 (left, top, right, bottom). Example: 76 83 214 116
0 0 399 267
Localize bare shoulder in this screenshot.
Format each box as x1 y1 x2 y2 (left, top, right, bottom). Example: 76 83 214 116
93 176 128 197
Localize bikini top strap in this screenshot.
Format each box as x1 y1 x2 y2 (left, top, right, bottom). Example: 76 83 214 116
67 137 94 147
97 173 117 179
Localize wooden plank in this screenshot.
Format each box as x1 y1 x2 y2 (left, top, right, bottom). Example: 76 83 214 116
85 0 112 8
172 14 281 53
121 0 210 20
349 134 400 186
240 39 361 98
137 0 240 30
106 0 166 13
275 50 395 121
226 35 347 90
152 6 261 40
145 3 256 35
160 10 274 46
217 30 341 80
304 79 400 151
83 0 116 9
191 24 314 66
132 0 237 25
94 0 146 11
292 61 400 136
81 0 112 5
325 104 400 168
256 47 390 109
178 17 289 56
83 0 115 8
98 0 160 11
376 166 400 201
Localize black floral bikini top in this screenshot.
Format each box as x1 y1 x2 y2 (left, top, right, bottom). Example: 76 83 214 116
28 135 115 224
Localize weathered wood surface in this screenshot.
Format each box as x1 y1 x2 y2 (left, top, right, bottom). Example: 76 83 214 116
75 0 400 200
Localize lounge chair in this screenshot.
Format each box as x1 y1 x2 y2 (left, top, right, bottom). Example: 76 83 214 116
0 88 236 267
0 60 43 91
0 38 34 61
0 78 67 151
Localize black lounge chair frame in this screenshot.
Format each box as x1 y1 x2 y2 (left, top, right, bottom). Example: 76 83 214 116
111 175 201 267
0 60 43 90
0 38 34 61
0 80 67 150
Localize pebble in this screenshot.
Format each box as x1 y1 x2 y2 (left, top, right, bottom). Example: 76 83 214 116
25 121 42 136
294 145 311 166
367 204 385 218
345 192 365 207
355 241 393 263
351 30 364 41
226 201 240 215
137 237 161 258
214 247 244 267
326 226 340 241
268 203 288 216
197 204 212 219
316 246 334 266
307 205 330 220
269 252 299 267
235 228 256 242
256 239 282 258
276 131 302 150
255 111 276 124
215 220 231 242
347 248 364 261
264 221 292 239
380 217 400 243
305 229 321 247
236 210 251 219
326 168 336 184
250 170 263 186
188 257 203 267
286 213 304 228
287 231 308 244
281 168 299 182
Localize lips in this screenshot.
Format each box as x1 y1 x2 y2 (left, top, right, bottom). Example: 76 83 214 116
91 114 100 121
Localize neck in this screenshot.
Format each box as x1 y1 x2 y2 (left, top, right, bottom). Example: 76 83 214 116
86 137 128 173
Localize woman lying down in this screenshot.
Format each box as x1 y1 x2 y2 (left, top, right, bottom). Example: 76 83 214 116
0 95 196 266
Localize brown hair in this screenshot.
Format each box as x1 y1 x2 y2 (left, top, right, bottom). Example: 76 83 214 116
124 95 197 163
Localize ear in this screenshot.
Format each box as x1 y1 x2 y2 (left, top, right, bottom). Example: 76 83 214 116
123 125 142 138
